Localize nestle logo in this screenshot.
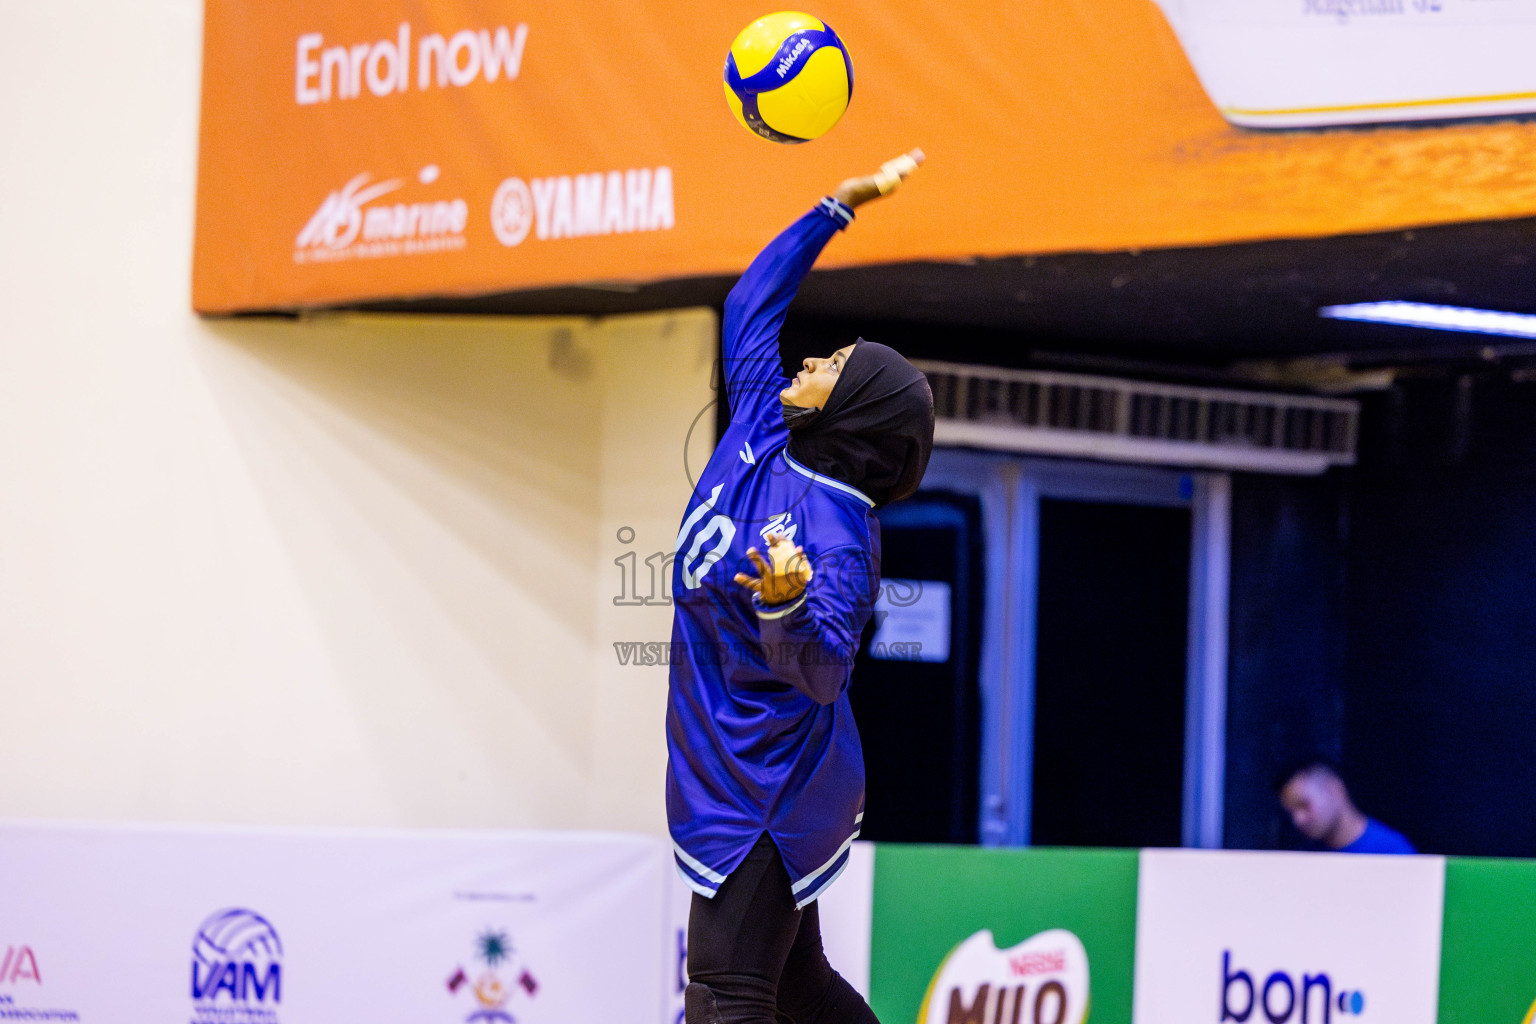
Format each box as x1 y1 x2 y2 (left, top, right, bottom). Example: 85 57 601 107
1009 950 1067 977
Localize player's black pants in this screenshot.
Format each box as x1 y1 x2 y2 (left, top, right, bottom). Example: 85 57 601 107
685 832 879 1024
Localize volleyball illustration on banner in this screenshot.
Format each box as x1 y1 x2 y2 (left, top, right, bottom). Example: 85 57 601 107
723 12 852 143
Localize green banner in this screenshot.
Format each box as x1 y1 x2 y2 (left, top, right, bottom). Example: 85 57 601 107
869 846 1138 1024
1438 858 1536 1024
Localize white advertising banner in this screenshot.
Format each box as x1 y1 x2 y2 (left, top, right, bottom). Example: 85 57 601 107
0 821 669 1024
1148 0 1536 127
813 841 875 999
1133 849 1445 1024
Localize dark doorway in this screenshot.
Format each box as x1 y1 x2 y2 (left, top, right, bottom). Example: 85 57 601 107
1031 498 1191 848
848 492 983 843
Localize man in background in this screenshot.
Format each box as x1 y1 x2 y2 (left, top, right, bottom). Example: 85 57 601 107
1276 759 1416 854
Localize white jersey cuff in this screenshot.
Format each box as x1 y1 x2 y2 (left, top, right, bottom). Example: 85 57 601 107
754 593 808 620
818 196 855 228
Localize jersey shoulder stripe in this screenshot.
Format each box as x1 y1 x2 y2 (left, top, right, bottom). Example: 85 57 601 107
783 451 875 507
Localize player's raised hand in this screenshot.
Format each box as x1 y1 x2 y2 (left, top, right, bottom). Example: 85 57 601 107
832 149 925 210
735 532 814 606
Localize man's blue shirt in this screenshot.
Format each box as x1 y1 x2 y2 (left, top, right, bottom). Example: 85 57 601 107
1341 817 1417 855
666 198 879 908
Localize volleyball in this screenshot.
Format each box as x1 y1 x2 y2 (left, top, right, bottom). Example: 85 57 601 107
723 12 853 144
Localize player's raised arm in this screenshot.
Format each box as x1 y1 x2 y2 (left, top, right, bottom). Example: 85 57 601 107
720 150 924 425
830 148 924 212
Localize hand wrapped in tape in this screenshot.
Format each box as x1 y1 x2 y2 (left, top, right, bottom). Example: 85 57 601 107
734 532 815 607
832 148 925 210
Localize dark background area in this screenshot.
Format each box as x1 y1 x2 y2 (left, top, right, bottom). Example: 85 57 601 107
847 493 983 845
1227 374 1536 856
1032 499 1190 849
364 212 1536 857
362 215 1536 367
1342 376 1536 857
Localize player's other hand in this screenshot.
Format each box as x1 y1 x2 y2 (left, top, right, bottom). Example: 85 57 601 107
832 148 925 210
735 532 814 606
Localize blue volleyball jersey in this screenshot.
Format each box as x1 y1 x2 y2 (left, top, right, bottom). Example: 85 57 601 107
666 197 880 909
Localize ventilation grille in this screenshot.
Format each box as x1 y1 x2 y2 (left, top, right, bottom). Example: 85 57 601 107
915 361 1358 474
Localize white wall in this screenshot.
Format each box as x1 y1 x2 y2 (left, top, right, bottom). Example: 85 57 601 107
0 0 714 831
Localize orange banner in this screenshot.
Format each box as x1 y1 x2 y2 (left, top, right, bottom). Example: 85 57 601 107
193 0 1536 313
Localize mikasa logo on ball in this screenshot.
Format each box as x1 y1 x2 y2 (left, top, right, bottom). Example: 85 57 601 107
775 38 813 78
921 930 1090 1024
723 13 852 143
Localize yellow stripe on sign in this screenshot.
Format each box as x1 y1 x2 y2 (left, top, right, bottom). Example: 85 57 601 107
1523 994 1536 1024
1223 89 1536 118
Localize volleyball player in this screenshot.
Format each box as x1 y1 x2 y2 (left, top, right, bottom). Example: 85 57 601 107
668 150 933 1024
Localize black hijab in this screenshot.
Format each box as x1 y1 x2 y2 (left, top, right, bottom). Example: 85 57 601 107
783 340 935 507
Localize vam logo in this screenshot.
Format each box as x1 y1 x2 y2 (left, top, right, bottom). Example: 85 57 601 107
1 944 81 1021
0 945 41 985
191 908 282 1021
919 929 1089 1024
295 167 468 263
1221 950 1365 1022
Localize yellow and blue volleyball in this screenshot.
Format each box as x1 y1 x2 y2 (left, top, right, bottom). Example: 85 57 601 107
723 12 853 144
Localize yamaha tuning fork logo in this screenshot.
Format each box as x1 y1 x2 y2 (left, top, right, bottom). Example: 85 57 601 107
190 909 283 1023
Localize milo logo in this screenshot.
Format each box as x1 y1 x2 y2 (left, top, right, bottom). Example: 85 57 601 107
919 929 1090 1024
